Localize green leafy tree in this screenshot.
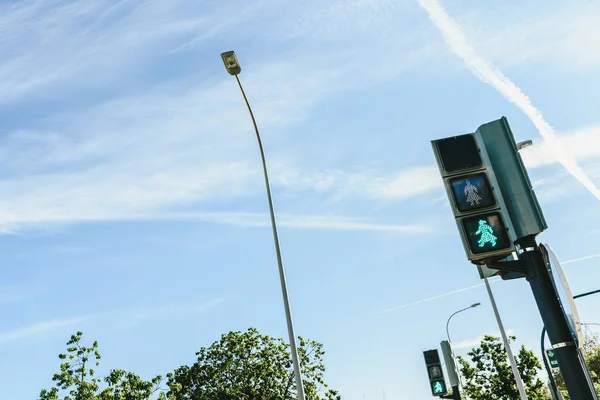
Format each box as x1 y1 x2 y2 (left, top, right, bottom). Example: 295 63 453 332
553 329 600 398
39 331 164 400
457 335 549 400
165 327 340 400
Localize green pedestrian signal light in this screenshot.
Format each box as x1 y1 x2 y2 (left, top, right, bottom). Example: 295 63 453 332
431 379 447 394
423 349 447 397
462 213 511 254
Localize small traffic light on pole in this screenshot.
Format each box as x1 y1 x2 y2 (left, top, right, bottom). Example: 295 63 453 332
423 349 448 397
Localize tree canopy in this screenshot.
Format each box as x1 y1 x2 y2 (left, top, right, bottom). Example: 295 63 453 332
457 335 549 400
39 331 163 400
165 327 339 400
39 328 339 400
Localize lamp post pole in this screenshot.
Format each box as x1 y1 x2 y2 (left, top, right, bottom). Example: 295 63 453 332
220 51 306 400
446 302 481 398
484 278 528 400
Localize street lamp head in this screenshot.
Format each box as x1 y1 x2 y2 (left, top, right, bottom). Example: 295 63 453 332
471 302 481 308
221 50 241 75
517 140 533 151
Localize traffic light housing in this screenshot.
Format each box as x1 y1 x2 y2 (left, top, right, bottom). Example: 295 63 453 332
432 127 516 263
423 349 448 396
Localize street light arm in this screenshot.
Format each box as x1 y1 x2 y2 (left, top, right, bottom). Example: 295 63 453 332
446 306 473 344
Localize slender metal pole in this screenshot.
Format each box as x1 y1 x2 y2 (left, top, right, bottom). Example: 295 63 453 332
234 74 306 400
446 304 479 396
446 307 468 391
484 278 529 400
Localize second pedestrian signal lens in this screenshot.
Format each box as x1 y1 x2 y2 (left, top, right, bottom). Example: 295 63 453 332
449 173 496 213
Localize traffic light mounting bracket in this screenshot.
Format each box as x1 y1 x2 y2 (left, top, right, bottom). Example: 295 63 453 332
441 391 461 400
479 258 529 278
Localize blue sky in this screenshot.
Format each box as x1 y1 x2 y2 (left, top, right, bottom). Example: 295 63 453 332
1 0 600 398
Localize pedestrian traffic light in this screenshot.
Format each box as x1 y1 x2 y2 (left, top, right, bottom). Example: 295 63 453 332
423 349 448 397
432 128 516 263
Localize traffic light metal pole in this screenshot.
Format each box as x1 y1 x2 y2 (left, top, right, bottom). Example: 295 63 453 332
484 277 528 400
541 289 600 400
234 74 306 400
440 341 462 400
518 236 598 400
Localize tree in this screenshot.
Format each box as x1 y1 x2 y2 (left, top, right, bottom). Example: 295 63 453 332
553 329 600 398
457 335 549 400
165 327 340 400
41 329 340 400
39 331 164 400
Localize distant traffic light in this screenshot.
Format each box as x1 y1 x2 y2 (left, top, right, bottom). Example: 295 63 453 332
432 132 515 263
423 349 448 397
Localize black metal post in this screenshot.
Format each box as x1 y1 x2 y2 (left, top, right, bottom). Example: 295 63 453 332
542 289 600 399
518 236 598 400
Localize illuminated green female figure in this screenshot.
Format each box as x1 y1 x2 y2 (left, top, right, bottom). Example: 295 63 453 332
475 220 497 247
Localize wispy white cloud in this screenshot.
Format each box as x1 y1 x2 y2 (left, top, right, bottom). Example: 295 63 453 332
109 297 226 328
288 0 402 40
418 0 600 201
0 0 245 104
0 285 38 304
453 329 516 350
0 317 86 344
520 125 600 169
272 164 442 201
0 0 597 236
149 212 434 234
0 297 224 344
458 2 600 71
0 0 435 233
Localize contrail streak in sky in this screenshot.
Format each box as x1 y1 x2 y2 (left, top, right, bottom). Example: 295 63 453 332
377 278 500 314
418 0 600 200
379 252 597 313
562 253 600 265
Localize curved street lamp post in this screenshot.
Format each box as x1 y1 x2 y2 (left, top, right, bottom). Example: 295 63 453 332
446 302 481 396
220 50 306 400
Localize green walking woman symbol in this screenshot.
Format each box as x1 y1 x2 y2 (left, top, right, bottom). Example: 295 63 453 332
475 220 498 248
